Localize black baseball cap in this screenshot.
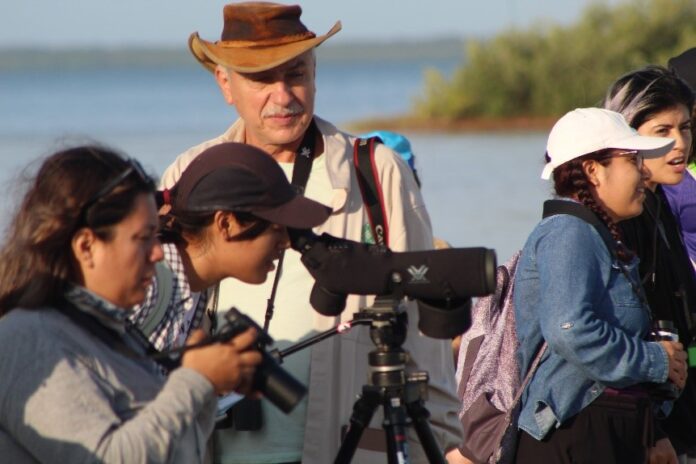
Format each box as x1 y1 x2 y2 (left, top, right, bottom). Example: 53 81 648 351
166 142 331 228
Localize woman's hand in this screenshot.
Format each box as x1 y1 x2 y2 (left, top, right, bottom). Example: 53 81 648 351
445 448 475 464
659 341 688 389
182 328 263 395
647 438 678 464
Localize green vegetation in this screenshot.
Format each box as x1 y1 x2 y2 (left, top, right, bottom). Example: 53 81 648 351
415 0 696 120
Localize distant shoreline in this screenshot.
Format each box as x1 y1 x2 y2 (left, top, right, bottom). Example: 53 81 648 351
346 115 556 134
0 39 466 71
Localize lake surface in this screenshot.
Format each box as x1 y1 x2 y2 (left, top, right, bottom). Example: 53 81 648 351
0 56 551 263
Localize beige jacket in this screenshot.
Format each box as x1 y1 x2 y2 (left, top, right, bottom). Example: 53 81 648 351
161 117 463 463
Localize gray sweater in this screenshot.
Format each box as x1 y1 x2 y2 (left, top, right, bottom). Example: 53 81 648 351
0 307 217 463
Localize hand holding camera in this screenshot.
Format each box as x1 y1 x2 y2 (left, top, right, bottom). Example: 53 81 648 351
182 327 263 395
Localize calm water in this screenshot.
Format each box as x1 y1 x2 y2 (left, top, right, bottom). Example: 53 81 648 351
0 58 550 263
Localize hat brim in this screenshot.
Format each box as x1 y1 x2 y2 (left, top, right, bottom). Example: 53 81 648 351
189 21 342 74
541 135 675 180
608 134 675 159
252 195 331 229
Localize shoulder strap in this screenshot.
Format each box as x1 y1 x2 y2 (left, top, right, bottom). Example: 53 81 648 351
262 120 319 332
139 260 175 337
59 300 177 370
543 200 618 258
542 199 650 309
353 137 389 247
205 283 220 334
290 119 318 194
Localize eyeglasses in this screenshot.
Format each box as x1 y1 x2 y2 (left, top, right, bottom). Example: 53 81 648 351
605 150 644 169
79 158 151 221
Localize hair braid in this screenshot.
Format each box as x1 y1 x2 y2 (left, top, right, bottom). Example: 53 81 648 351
552 154 634 262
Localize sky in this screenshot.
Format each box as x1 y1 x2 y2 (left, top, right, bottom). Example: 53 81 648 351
0 0 620 48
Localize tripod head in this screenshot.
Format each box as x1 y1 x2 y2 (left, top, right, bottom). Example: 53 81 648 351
353 297 411 389
336 297 445 464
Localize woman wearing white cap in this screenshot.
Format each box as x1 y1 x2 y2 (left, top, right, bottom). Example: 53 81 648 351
513 108 687 463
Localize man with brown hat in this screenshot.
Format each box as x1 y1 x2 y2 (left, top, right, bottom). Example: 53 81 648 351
159 3 465 463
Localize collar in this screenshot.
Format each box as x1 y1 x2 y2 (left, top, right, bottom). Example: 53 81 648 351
163 242 196 299
64 285 127 334
224 116 351 212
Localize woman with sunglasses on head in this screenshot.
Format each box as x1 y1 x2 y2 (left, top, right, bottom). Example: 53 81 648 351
604 65 696 464
514 108 687 463
0 146 264 464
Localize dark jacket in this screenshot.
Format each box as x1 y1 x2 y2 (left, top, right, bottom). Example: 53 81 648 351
621 186 696 453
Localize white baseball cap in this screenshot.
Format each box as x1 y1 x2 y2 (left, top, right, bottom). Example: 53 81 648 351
541 108 675 180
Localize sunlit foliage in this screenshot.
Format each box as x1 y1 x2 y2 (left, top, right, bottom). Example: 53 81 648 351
415 0 696 119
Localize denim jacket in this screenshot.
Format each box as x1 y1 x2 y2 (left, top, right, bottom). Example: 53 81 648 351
514 210 669 440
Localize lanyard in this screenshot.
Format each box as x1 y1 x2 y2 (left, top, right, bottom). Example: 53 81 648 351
263 120 319 332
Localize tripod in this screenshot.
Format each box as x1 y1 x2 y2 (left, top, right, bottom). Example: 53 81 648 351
334 297 446 464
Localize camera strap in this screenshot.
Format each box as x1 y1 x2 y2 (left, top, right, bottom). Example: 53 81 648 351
58 300 179 372
353 137 389 247
263 119 318 332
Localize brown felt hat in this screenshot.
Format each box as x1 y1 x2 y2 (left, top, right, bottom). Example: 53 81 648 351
189 2 341 74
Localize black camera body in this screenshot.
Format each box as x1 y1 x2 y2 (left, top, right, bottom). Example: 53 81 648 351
216 307 307 413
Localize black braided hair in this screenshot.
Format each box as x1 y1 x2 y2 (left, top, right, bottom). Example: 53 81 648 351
549 151 634 262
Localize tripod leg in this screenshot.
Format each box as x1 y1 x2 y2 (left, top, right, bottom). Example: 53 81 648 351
383 395 411 464
406 400 446 464
334 387 382 464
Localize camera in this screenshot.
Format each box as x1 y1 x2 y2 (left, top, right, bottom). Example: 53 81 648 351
216 307 307 413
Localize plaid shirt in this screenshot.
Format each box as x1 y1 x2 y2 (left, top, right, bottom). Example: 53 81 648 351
130 243 209 351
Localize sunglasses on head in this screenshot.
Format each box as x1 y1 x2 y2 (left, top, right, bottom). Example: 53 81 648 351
79 158 152 220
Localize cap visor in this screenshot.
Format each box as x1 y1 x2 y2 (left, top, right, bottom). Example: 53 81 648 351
610 134 675 159
253 196 331 229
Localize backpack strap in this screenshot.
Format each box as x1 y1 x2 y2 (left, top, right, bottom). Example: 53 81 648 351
139 260 174 337
353 137 389 247
542 199 650 307
542 200 617 258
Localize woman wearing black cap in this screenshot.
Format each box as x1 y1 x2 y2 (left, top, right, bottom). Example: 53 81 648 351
130 142 331 353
